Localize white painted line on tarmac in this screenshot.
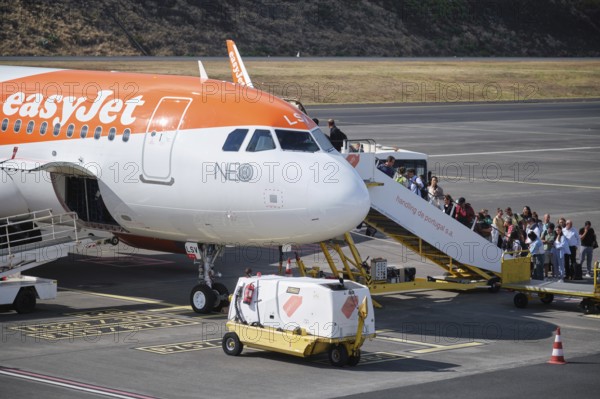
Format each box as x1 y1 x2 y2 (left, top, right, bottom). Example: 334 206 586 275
0 367 158 399
435 176 600 190
429 146 600 158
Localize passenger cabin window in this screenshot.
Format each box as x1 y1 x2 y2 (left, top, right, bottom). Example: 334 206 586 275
14 119 22 133
80 125 88 138
26 121 35 134
94 126 102 140
53 123 61 136
1 118 8 132
40 121 48 135
275 129 320 152
222 129 248 151
66 124 75 138
108 127 116 141
246 129 276 152
123 128 131 142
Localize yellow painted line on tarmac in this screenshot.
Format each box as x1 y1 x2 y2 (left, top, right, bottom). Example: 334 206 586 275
410 341 485 354
147 306 191 312
376 330 486 353
62 288 179 307
376 335 443 348
136 339 222 355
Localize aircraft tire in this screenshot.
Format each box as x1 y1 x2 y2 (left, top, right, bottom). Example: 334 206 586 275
212 282 230 312
190 284 216 314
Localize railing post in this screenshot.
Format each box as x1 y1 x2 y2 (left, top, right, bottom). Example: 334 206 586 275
471 216 478 231
4 225 11 257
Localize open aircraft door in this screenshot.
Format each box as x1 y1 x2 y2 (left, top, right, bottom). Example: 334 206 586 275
141 97 192 185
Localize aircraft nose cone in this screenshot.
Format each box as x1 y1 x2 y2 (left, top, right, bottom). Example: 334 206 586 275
307 158 371 239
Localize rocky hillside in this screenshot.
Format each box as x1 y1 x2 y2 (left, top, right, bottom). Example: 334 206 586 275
1 0 599 56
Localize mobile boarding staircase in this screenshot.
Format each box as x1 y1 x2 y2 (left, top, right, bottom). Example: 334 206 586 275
298 140 504 298
0 210 91 312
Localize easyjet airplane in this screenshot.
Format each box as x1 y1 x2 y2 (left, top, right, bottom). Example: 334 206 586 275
0 46 371 313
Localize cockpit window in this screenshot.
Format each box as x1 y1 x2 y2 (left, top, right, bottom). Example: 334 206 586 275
311 128 334 152
246 129 276 152
275 129 320 153
223 129 248 152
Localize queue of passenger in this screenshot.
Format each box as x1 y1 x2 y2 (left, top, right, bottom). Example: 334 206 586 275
379 159 597 283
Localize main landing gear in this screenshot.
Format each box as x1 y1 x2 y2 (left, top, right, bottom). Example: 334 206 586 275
186 243 230 314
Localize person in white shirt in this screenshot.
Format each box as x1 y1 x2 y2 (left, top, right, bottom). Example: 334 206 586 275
427 176 444 208
563 220 581 280
406 168 423 196
552 226 571 282
525 218 541 244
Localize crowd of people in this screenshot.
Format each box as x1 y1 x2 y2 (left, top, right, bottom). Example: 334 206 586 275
377 155 598 283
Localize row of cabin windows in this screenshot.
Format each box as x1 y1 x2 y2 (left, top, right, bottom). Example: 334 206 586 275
1 118 131 142
223 128 331 153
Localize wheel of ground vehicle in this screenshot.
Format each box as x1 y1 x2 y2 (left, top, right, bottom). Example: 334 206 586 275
110 236 119 246
328 344 349 367
212 282 230 312
487 277 501 293
539 293 554 304
347 349 361 367
514 292 529 308
222 332 243 356
13 287 36 314
580 299 597 315
190 284 216 314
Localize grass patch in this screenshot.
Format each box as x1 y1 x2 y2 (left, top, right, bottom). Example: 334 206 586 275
2 59 599 104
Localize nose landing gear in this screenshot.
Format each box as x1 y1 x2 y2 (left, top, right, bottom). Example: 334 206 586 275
185 243 229 314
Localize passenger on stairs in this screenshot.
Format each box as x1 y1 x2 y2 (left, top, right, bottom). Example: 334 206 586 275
442 194 455 218
427 176 444 209
474 212 493 241
377 156 396 178
455 197 475 227
406 168 424 196
492 208 505 248
394 166 408 187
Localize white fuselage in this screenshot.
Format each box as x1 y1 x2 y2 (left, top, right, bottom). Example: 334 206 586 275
0 66 371 247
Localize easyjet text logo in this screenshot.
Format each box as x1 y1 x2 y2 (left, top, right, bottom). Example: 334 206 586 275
2 90 145 127
229 51 246 86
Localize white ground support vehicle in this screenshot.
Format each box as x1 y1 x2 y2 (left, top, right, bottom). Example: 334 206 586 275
222 275 375 366
0 275 57 314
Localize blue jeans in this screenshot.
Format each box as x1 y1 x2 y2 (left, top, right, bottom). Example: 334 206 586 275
580 246 594 275
553 251 565 279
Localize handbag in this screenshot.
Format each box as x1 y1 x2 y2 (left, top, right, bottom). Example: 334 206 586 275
593 239 599 249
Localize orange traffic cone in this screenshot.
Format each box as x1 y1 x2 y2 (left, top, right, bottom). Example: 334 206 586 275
548 327 567 365
285 258 293 276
